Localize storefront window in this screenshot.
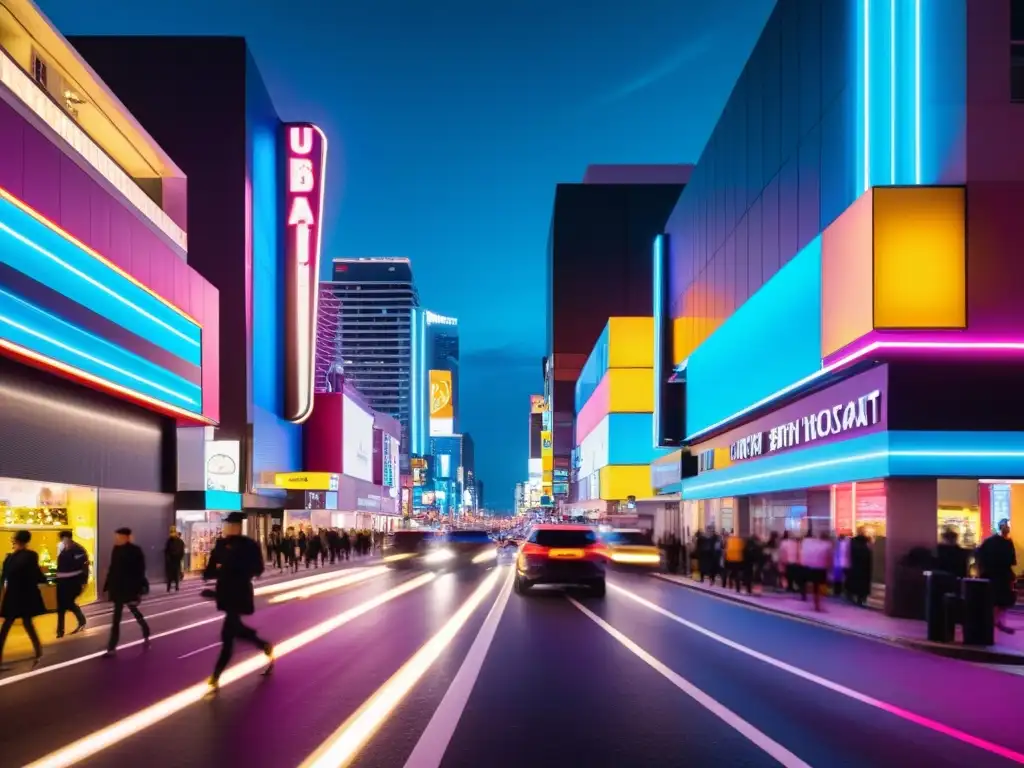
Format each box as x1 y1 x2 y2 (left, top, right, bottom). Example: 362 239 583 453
0 478 98 605
174 511 224 573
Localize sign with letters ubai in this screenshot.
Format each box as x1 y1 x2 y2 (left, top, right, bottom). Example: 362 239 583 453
284 123 328 424
729 390 882 462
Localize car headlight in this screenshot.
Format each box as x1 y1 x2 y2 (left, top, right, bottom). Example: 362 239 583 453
472 549 498 564
424 549 455 564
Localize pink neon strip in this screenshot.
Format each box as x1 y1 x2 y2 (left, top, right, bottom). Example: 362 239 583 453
824 331 1024 368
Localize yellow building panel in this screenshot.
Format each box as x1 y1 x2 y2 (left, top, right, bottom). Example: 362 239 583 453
821 190 875 357
541 456 553 472
672 316 693 366
608 317 654 368
608 368 654 413
873 186 966 329
599 465 654 501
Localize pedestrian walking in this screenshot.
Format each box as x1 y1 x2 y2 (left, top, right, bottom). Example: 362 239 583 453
341 530 351 561
203 512 274 692
55 530 89 638
848 527 873 606
800 530 834 612
976 518 1018 634
306 530 322 569
0 530 45 670
103 527 151 656
164 527 185 592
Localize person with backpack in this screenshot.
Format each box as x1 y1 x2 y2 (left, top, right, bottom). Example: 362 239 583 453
55 530 89 638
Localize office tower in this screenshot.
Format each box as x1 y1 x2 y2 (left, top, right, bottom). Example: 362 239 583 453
319 258 420 451
425 310 460 434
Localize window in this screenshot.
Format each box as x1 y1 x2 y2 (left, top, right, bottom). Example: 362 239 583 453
1014 0 1024 102
31 52 46 88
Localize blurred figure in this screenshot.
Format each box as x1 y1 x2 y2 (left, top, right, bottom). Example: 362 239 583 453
847 527 873 606
976 519 1017 634
341 530 352 561
297 529 308 566
936 527 968 580
164 527 185 593
779 531 800 593
283 527 299 572
55 530 89 638
319 529 329 565
800 531 833 612
305 530 322 569
0 530 45 670
103 527 150 656
327 528 340 564
698 526 722 585
762 532 780 589
833 534 851 598
724 530 744 591
203 512 274 692
742 534 762 595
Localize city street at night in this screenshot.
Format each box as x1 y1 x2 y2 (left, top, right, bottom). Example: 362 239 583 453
4 561 1024 767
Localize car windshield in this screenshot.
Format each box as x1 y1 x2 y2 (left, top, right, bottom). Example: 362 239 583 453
606 531 650 546
446 530 492 544
390 532 434 552
531 529 598 548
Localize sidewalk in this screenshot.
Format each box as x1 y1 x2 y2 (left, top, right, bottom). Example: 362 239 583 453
656 573 1024 665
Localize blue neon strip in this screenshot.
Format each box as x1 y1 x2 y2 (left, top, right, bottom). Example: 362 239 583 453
0 286 202 412
0 193 201 366
204 491 242 511
653 234 664 449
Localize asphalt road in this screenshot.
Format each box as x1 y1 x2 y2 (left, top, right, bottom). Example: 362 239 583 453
5 559 1024 768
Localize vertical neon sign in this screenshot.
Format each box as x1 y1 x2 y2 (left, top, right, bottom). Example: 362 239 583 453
283 123 328 423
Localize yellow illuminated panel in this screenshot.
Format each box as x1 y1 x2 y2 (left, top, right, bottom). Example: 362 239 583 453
608 368 654 413
873 186 966 329
821 191 875 357
599 465 654 501
672 316 692 366
608 317 654 368
274 472 338 490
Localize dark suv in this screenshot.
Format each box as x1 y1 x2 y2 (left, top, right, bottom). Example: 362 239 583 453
383 530 437 567
514 525 606 597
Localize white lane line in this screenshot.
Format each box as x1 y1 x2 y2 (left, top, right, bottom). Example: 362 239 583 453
610 583 1024 765
0 568 389 688
26 573 436 768
300 568 507 768
403 569 514 768
568 597 811 768
177 642 222 660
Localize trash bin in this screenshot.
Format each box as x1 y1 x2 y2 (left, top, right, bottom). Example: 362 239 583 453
925 570 957 642
961 577 995 646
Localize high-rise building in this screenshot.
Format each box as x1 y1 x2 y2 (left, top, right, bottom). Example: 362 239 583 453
319 258 419 452
546 166 690 501
425 310 460 433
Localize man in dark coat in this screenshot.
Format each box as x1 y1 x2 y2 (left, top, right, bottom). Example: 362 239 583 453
203 512 274 691
0 530 46 670
164 528 186 592
103 527 151 656
55 530 89 638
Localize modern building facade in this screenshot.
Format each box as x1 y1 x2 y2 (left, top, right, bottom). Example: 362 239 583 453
655 0 1024 616
425 310 460 435
546 165 690 502
319 258 419 455
74 35 326 556
0 5 221 593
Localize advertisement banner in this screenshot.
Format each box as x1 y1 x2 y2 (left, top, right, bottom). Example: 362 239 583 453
383 435 399 488
203 440 240 492
283 123 328 423
429 369 454 436
274 472 339 491
343 395 375 482
530 394 547 414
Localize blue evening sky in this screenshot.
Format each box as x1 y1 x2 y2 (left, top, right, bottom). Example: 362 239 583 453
41 0 774 509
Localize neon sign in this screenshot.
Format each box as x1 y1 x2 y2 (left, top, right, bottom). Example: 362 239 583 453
283 123 327 423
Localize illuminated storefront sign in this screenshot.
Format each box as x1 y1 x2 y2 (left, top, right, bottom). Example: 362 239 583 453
429 369 454 436
274 472 339 491
283 123 328 423
729 389 883 462
425 311 457 326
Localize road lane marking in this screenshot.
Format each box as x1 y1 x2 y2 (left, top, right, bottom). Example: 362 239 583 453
301 568 508 768
403 569 514 768
269 567 390 603
610 582 1024 765
177 642 222 660
0 566 389 689
25 573 436 768
568 597 812 768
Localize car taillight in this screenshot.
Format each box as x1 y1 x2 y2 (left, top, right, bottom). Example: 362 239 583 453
584 544 608 560
520 542 548 557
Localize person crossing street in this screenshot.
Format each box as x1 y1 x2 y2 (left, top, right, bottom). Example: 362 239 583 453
203 512 274 692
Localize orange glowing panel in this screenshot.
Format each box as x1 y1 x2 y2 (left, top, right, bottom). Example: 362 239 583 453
873 186 966 329
821 191 875 358
607 317 654 368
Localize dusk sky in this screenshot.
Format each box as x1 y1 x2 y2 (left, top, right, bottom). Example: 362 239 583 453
42 0 774 509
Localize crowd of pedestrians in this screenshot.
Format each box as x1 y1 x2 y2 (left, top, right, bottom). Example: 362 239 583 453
264 526 383 572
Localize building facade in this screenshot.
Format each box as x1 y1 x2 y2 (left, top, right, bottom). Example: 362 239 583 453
319 258 420 456
74 36 326 558
0 6 221 593
546 166 690 503
657 0 1024 616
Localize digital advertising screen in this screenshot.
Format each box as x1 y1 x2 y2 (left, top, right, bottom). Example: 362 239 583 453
429 369 454 436
343 395 375 482
383 435 400 488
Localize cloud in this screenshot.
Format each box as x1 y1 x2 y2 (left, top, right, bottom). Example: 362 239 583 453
596 33 717 105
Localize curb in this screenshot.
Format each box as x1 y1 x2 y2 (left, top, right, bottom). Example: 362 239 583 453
653 573 1024 666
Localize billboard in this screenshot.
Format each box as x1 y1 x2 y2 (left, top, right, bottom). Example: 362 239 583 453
530 395 547 414
429 369 454 436
283 123 328 424
204 440 240 492
342 395 374 482
383 435 400 488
